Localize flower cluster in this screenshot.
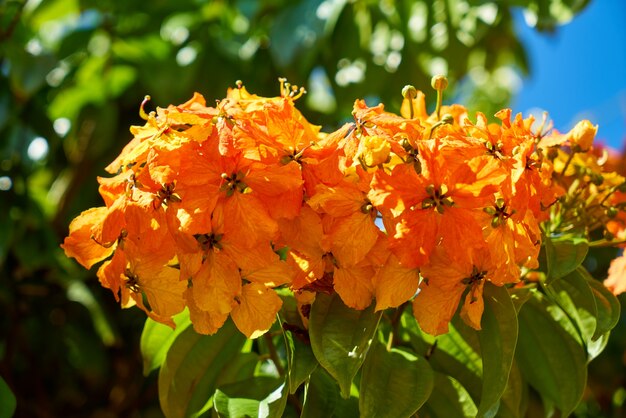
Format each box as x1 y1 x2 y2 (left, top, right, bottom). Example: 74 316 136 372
62 78 624 338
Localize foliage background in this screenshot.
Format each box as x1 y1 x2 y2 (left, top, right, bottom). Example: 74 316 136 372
0 0 624 416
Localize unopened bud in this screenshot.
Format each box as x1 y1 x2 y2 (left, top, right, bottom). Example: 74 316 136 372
607 207 619 219
590 173 604 186
402 85 417 99
567 120 597 152
431 75 448 91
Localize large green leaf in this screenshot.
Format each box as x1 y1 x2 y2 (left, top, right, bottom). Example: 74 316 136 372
476 284 518 418
419 373 478 418
308 293 381 398
359 342 433 418
544 267 598 352
277 292 318 394
0 375 16 418
516 292 587 416
141 309 192 375
213 377 287 418
545 266 620 361
158 319 248 418
495 361 527 418
283 326 318 394
301 368 360 418
543 234 588 284
581 268 621 339
402 310 482 404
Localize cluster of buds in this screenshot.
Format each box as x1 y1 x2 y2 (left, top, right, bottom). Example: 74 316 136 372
62 77 626 338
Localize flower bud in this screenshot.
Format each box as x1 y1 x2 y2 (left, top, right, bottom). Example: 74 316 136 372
590 173 604 186
567 120 597 152
402 85 417 100
431 75 448 91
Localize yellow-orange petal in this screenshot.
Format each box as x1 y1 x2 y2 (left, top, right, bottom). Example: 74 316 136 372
231 283 283 338
412 278 465 336
604 254 626 296
459 280 485 330
192 252 241 315
62 207 114 269
184 289 229 335
374 256 420 311
132 263 187 321
330 212 379 267
333 264 375 310
223 193 278 248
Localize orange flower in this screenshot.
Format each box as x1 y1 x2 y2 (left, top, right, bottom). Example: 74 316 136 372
604 254 626 296
370 139 505 268
413 246 496 335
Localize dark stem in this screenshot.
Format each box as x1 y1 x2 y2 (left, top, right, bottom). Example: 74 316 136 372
263 333 285 376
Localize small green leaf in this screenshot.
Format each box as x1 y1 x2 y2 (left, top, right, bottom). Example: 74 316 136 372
476 284 518 418
359 342 433 418
516 292 587 416
419 373 478 418
301 368 359 418
140 309 191 375
159 319 247 418
308 293 381 398
0 375 16 418
213 377 287 418
544 235 588 284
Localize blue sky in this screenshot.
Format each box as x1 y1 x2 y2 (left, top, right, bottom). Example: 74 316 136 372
511 0 626 150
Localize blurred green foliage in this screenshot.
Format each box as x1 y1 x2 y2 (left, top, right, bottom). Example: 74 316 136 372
3 0 625 417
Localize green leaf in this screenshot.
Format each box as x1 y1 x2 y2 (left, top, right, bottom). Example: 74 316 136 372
427 321 483 402
213 377 287 418
544 235 588 284
582 268 621 339
476 284 518 418
359 342 433 418
495 361 527 418
419 373 478 418
159 319 247 418
140 309 191 375
509 286 534 313
402 310 482 404
516 292 587 416
544 267 598 352
0 375 16 418
278 291 318 393
301 368 360 418
284 327 318 394
308 293 381 398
